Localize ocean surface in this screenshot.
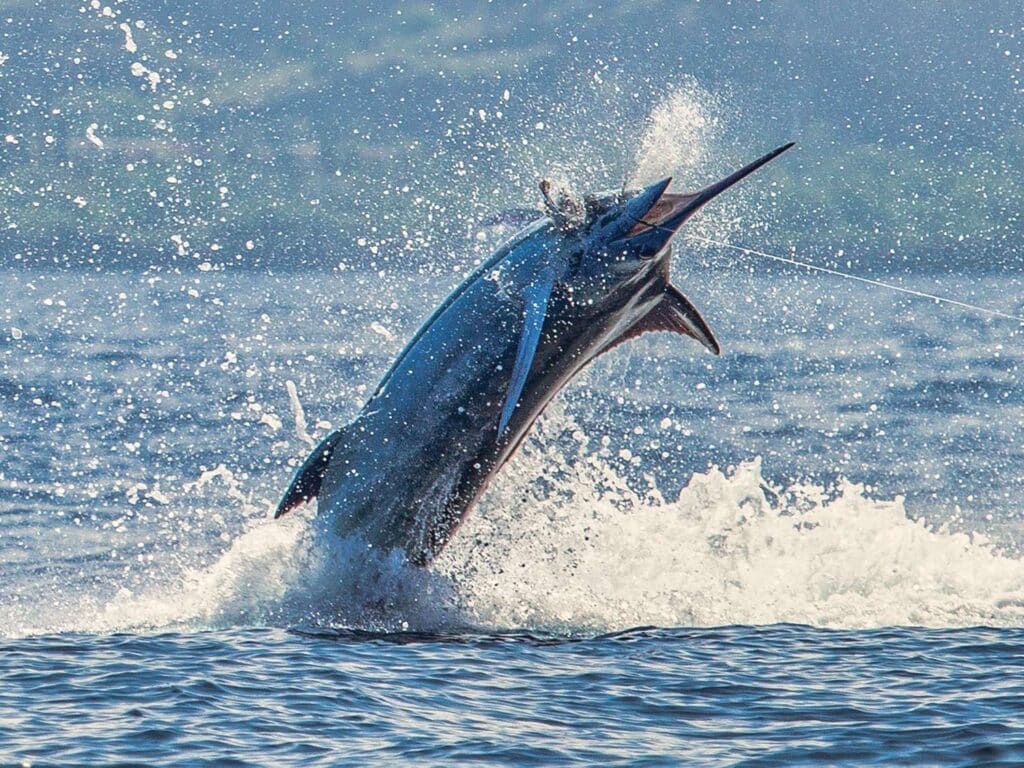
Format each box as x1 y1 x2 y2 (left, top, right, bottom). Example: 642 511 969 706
3 626 1024 766
1 257 1023 765
3 0 1024 762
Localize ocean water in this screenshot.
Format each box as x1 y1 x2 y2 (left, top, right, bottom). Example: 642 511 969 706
2 260 1023 765
3 23 1024 758
3 626 1024 766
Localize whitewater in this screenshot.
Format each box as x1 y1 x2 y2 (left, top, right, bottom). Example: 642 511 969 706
3 84 1024 766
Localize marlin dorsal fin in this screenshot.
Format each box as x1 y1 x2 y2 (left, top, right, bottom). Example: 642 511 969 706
274 427 347 518
481 208 544 230
498 271 556 435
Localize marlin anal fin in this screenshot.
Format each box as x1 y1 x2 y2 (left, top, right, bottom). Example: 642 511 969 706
274 428 346 518
605 284 720 356
499 271 555 435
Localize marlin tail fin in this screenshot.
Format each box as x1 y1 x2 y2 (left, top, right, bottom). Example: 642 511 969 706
274 428 346 518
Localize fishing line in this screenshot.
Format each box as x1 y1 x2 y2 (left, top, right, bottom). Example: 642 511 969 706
683 234 1024 324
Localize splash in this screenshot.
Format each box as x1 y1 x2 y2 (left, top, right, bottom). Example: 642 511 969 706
9 511 458 637
437 407 1024 631
3 86 1019 638
627 80 764 248
630 81 721 188
6 402 1023 637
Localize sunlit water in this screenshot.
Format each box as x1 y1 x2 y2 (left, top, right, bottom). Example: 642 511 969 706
1 260 1023 764
4 626 1024 766
3 49 1024 761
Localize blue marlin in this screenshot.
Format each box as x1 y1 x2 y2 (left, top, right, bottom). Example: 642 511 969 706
275 143 794 565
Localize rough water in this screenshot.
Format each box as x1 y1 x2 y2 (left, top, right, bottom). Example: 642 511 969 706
2 261 1024 764
3 28 1024 759
4 626 1024 766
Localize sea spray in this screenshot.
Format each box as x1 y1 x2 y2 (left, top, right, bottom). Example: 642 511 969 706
88 511 460 634
6 400 1024 638
3 86 1021 639
440 406 1024 631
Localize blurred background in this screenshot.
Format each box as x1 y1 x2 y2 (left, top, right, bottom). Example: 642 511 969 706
2 0 1021 273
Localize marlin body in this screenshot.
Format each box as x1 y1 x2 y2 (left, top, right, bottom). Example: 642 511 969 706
275 143 793 565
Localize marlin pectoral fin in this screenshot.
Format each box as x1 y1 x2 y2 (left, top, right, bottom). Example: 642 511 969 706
274 428 347 518
657 283 720 355
481 208 544 229
602 284 720 357
499 271 555 435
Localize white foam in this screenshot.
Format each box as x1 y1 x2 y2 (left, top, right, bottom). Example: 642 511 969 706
85 123 104 149
5 85 1021 638
119 23 137 54
437 407 1024 631
8 509 454 637
8 403 1023 637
